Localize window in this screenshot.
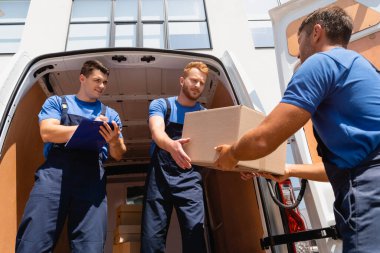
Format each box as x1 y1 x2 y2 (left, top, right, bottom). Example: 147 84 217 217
0 0 31 53
67 0 211 50
244 0 288 48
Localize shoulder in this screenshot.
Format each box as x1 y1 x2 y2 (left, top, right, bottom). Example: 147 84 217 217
150 98 168 110
39 95 63 121
295 52 336 80
43 95 62 108
64 94 77 103
305 52 334 67
319 48 362 69
149 98 167 118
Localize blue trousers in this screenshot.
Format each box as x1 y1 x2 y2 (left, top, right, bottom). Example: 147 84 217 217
16 150 107 253
141 156 206 253
326 150 380 253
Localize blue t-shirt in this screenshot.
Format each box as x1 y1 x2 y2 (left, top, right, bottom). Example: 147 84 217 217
148 96 204 156
281 48 380 169
38 95 123 159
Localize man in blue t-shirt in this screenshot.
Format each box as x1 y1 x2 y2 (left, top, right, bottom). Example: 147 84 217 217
215 6 380 253
141 62 208 253
15 60 127 253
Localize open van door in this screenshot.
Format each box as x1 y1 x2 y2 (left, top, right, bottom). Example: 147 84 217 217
220 51 291 253
270 0 380 252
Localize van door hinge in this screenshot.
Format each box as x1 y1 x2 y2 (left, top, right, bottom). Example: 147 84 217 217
260 225 339 250
33 65 54 78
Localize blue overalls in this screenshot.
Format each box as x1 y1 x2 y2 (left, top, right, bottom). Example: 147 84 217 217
314 128 380 253
16 97 108 253
141 99 206 253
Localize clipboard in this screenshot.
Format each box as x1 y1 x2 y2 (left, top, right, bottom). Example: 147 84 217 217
65 118 114 151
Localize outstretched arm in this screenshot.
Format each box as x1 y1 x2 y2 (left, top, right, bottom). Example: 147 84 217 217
215 103 311 169
149 115 191 169
240 162 329 182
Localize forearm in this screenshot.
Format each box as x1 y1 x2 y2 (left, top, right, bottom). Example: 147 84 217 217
152 132 174 152
231 128 276 161
40 124 77 143
287 162 329 182
231 103 311 161
109 138 127 161
148 115 174 152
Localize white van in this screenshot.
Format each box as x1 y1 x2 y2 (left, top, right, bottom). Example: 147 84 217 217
0 0 379 253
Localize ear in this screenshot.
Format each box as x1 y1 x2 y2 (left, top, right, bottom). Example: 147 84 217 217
312 23 323 43
79 74 86 83
179 76 184 87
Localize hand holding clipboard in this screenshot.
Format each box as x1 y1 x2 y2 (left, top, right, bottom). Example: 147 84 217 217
65 118 115 151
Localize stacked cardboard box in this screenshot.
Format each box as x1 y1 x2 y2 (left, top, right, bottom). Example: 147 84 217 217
182 105 286 175
113 241 141 253
117 204 142 225
113 204 143 253
114 225 141 244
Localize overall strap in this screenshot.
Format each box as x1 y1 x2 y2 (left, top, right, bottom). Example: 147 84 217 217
164 98 171 128
60 96 68 124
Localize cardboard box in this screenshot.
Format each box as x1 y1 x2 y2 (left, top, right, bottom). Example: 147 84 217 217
117 204 142 225
182 105 286 175
114 225 141 244
113 242 140 253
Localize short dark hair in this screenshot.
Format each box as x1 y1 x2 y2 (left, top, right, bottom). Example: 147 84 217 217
80 60 110 77
298 6 353 47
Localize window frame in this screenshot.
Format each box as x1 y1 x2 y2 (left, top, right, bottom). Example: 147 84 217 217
0 0 31 54
67 0 212 51
245 0 289 49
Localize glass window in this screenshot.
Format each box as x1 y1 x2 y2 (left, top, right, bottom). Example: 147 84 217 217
115 24 136 47
71 0 111 22
244 0 278 20
141 0 164 21
115 0 138 22
168 22 209 49
0 1 30 23
143 24 164 48
244 0 284 48
0 0 30 53
249 20 274 48
68 0 210 50
0 25 24 53
66 23 110 50
167 0 205 20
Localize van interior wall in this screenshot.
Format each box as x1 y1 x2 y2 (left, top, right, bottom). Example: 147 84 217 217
0 84 46 252
204 82 265 253
1 77 266 252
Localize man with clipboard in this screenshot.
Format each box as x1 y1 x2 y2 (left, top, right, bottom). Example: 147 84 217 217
16 60 127 253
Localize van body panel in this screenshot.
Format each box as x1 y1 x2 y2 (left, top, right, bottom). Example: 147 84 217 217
271 0 380 252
